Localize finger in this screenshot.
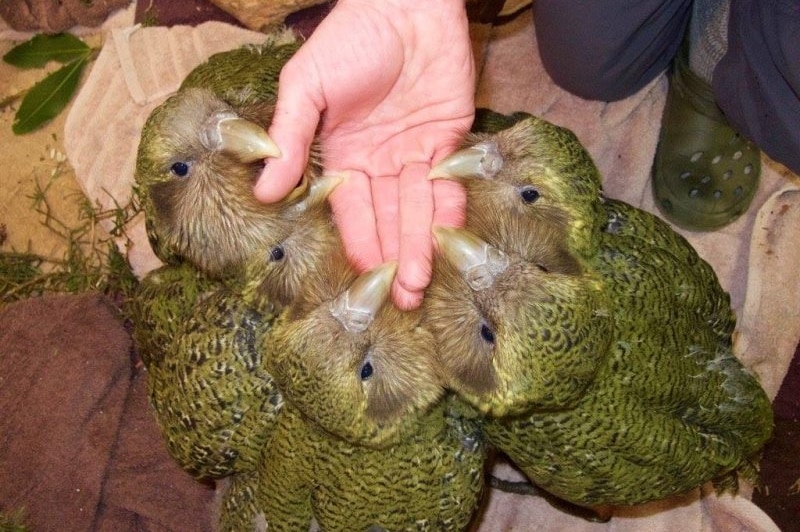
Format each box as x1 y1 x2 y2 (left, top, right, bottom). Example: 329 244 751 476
253 61 324 203
371 175 400 262
432 178 467 228
395 162 434 304
328 169 383 272
392 282 424 311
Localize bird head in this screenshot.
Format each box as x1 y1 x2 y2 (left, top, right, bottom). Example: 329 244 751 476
265 261 446 447
239 174 343 308
134 87 321 277
430 114 605 264
424 226 612 418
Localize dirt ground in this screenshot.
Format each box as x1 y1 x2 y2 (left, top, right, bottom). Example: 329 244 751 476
0 37 109 263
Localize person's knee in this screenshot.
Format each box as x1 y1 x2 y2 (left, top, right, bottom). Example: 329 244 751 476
712 0 800 174
533 0 690 102
538 52 640 102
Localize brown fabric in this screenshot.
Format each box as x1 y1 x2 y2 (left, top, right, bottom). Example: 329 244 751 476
0 293 214 531
0 294 132 531
751 341 800 531
93 370 215 532
0 0 132 33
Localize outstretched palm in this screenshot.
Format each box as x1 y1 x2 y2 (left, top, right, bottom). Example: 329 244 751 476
256 0 475 309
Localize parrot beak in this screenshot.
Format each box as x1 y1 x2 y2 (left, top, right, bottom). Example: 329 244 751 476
201 113 281 162
284 174 310 203
291 174 343 211
433 226 509 291
329 261 398 333
428 140 503 180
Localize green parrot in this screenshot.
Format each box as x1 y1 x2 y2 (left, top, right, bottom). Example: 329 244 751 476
130 35 335 530
127 263 282 478
256 261 486 531
129 165 340 482
423 223 613 418
424 112 773 509
134 34 323 280
239 174 342 309
129 262 289 531
258 398 485 532
424 110 615 417
131 32 341 476
265 259 445 446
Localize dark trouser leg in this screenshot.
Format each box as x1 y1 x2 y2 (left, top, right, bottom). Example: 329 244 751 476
532 0 693 101
713 0 800 174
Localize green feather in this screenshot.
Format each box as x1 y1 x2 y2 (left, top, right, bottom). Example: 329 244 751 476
426 112 773 508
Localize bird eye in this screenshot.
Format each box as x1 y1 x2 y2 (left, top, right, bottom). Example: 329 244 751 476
269 245 285 261
519 186 540 203
480 322 495 344
360 361 374 381
170 161 190 177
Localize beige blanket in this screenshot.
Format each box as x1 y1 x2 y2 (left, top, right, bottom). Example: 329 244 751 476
60 10 797 532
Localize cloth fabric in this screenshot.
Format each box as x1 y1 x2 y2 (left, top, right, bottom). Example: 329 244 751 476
714 0 800 174
0 294 131 531
689 0 730 83
532 0 693 101
0 294 216 531
532 0 800 175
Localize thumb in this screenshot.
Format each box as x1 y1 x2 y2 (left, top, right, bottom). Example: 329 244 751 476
253 61 324 203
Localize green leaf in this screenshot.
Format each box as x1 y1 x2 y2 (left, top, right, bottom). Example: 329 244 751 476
3 33 90 69
12 57 88 135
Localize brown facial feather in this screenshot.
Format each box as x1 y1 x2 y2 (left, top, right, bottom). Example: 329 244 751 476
136 88 322 278
264 253 445 446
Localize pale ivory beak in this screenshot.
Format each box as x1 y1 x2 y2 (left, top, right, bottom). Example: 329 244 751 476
330 261 398 333
428 141 503 180
201 113 281 162
433 226 509 291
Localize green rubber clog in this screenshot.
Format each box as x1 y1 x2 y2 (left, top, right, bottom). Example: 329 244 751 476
652 43 760 231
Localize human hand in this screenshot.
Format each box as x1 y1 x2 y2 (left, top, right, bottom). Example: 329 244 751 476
253 0 475 310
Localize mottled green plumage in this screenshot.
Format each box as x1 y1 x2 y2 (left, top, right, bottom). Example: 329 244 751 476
131 32 338 477
130 35 311 485
425 236 613 417
249 243 485 530
126 262 219 369
427 112 772 508
487 200 770 501
179 39 297 105
600 197 736 343
258 397 485 532
132 36 364 531
426 112 615 417
129 264 282 478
